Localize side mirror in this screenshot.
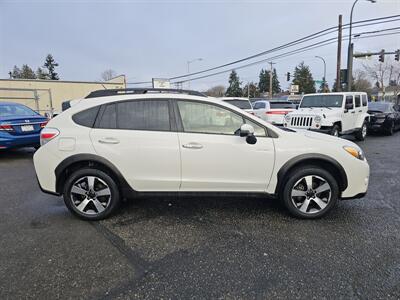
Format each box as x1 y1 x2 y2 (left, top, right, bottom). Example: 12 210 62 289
239 124 257 144
239 124 254 137
345 103 354 110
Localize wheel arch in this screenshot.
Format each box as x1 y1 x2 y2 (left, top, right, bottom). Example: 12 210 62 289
275 154 348 196
55 154 135 198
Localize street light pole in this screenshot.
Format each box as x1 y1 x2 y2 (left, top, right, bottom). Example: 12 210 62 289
347 0 376 91
315 56 327 92
187 58 203 90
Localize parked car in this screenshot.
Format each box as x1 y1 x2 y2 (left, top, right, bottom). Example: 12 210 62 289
220 97 254 114
252 100 296 125
367 101 400 135
0 102 48 150
34 88 369 221
284 92 369 141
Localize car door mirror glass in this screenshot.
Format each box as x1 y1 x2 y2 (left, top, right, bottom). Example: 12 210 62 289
246 135 257 145
239 123 254 137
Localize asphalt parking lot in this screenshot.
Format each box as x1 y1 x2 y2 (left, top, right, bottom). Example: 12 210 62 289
1 133 399 299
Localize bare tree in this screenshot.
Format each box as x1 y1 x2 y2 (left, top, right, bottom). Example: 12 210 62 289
204 85 226 97
363 60 392 98
353 69 372 93
100 69 117 81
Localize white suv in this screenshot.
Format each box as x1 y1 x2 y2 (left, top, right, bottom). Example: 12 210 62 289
283 92 370 140
34 88 369 220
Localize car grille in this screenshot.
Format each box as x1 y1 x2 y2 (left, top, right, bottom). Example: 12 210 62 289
290 116 313 128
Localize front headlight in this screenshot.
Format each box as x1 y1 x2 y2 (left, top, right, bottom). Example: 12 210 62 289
314 115 322 123
284 114 291 122
343 146 365 160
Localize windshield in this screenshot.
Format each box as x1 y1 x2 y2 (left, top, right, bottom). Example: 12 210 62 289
0 104 38 117
270 102 296 109
300 95 343 108
224 99 252 110
368 102 390 112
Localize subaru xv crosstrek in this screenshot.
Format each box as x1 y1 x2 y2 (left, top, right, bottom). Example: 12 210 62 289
34 88 369 220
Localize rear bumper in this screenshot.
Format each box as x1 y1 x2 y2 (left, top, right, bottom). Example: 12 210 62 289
0 132 40 149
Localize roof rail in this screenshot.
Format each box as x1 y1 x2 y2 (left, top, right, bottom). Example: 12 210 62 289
85 88 207 99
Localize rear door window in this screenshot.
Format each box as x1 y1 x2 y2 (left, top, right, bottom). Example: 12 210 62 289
97 104 117 129
355 95 361 107
117 100 171 131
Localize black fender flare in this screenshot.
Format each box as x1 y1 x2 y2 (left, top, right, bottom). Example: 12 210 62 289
55 153 135 197
275 153 348 195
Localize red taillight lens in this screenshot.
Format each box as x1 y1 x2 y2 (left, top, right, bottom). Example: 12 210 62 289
40 128 59 146
266 110 290 115
0 124 13 131
40 121 48 128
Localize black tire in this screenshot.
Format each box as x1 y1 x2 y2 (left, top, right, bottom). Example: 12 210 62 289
280 166 339 219
63 168 120 220
385 121 394 136
355 121 367 141
330 124 340 137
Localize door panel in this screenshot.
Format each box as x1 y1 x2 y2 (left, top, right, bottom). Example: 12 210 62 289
342 95 355 131
90 99 181 192
178 133 275 191
176 100 275 192
91 129 181 191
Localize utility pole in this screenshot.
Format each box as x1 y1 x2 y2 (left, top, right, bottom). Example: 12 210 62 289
336 14 342 92
268 61 276 99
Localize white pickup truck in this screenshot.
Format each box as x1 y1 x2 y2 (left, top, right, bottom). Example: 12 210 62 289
283 92 370 141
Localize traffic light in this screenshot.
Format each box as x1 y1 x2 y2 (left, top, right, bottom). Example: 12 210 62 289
286 72 290 81
395 49 400 62
378 49 385 63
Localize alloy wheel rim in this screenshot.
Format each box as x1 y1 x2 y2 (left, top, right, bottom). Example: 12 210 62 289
362 124 367 138
70 176 111 215
333 129 339 137
291 175 332 214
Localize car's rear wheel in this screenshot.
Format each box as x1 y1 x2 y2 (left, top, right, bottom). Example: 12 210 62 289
63 168 120 220
281 166 339 219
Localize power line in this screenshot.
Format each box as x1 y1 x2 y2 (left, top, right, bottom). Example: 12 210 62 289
168 14 400 81
172 30 400 84
127 15 400 85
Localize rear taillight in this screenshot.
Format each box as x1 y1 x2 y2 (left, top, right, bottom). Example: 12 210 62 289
40 121 48 128
266 110 290 115
40 128 59 146
0 124 13 131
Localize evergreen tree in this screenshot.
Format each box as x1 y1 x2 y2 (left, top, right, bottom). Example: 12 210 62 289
258 68 280 95
43 54 59 80
225 70 242 97
292 62 316 94
10 64 36 79
10 66 22 79
20 65 37 79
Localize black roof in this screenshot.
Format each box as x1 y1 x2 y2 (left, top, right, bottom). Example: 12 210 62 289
85 88 206 99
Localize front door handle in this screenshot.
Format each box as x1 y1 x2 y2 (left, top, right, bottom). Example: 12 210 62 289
98 137 120 144
351 111 355 114
182 142 203 149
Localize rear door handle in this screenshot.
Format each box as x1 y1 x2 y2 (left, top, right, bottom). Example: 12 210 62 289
98 137 120 144
351 111 355 114
182 142 203 149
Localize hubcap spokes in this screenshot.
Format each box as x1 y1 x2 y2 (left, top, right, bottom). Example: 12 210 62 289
70 176 111 215
291 175 331 214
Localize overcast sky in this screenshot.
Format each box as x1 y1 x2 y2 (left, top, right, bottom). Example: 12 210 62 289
1 0 399 91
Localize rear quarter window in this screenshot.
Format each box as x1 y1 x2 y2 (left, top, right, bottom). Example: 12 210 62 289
72 106 100 127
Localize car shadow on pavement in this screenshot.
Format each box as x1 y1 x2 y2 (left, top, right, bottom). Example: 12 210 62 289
0 147 35 160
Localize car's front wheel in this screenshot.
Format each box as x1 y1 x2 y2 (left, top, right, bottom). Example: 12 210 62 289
63 168 120 220
281 166 339 219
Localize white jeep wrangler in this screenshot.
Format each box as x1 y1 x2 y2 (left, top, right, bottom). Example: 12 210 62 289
283 92 370 141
